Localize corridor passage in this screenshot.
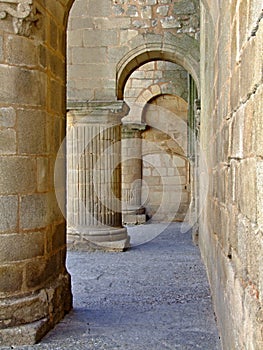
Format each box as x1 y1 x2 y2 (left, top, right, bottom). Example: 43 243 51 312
5 223 221 350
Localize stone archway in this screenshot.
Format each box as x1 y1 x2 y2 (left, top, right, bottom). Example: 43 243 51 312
0 0 201 345
116 33 200 100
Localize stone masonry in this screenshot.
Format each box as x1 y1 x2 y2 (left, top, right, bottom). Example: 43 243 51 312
0 0 261 349
199 1 263 349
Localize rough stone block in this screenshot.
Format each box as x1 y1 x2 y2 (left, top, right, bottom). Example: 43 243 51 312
160 16 182 29
67 30 83 48
0 35 3 62
70 0 88 17
88 0 111 17
239 158 257 223
37 157 50 193
50 79 63 114
72 47 107 64
238 0 249 48
68 63 115 80
230 106 244 159
49 53 64 81
0 107 16 128
5 35 37 67
108 46 128 62
0 196 18 232
25 253 63 289
247 0 262 36
83 30 118 47
0 129 16 154
173 0 195 15
0 157 36 195
240 38 256 101
52 223 66 251
49 19 58 51
127 5 139 17
0 264 23 294
0 66 46 106
230 65 240 111
17 110 47 155
141 6 152 19
20 193 51 230
157 5 169 16
0 232 45 263
70 16 93 30
120 29 138 44
229 159 239 203
94 88 117 101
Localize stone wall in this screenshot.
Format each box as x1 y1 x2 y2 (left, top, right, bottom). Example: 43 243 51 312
67 0 199 101
0 0 261 347
199 1 263 348
124 60 188 105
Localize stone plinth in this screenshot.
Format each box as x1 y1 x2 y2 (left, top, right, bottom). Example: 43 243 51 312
67 101 130 251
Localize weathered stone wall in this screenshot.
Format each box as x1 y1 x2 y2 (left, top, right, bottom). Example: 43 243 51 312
1 0 261 348
142 95 190 222
124 60 188 105
121 60 189 222
199 1 263 348
67 0 199 101
0 0 72 345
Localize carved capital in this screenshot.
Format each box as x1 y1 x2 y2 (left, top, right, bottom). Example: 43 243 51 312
0 0 37 36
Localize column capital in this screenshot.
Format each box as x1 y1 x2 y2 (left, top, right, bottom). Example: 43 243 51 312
0 0 38 37
67 100 129 125
121 122 147 138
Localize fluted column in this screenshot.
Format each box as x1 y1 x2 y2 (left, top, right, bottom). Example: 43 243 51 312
121 123 146 225
67 101 130 251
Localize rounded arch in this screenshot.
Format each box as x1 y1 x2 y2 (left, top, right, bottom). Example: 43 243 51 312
123 83 187 124
116 33 200 100
136 82 188 105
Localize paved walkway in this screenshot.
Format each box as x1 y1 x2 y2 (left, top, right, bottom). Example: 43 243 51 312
4 223 222 350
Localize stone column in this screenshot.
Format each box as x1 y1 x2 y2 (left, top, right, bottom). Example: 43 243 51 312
121 123 146 225
0 3 72 346
67 101 130 251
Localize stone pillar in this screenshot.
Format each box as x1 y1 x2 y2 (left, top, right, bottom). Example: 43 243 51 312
121 123 146 225
0 2 72 346
67 101 130 251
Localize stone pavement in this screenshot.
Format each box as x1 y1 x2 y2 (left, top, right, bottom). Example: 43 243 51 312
2 223 222 350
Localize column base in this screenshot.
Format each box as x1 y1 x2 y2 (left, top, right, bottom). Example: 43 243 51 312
67 226 130 252
122 206 146 225
0 273 72 346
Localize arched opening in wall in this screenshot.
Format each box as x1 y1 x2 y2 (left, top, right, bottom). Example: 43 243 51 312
121 59 194 227
141 94 190 223
65 0 200 248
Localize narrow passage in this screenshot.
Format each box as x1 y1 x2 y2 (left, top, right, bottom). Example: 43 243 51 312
11 223 222 349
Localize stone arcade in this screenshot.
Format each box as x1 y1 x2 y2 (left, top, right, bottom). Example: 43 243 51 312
0 1 262 349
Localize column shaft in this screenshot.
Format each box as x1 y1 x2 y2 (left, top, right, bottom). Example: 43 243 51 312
121 123 146 225
67 101 130 251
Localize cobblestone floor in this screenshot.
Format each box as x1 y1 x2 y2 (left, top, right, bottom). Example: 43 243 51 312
3 223 222 350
